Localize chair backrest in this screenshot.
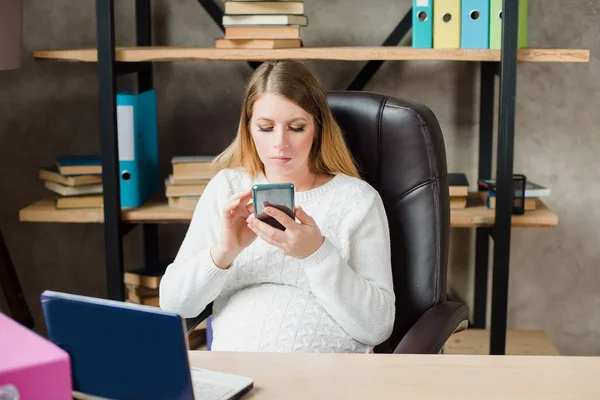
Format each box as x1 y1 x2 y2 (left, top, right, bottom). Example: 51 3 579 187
327 91 451 354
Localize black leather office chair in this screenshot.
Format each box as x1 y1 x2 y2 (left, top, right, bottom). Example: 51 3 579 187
185 91 469 354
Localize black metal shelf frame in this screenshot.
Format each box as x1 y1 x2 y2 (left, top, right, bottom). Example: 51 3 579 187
95 0 522 355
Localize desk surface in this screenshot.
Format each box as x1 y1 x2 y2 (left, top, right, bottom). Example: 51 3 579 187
189 351 600 399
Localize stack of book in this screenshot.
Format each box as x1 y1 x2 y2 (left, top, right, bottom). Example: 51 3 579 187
124 268 161 307
166 156 217 210
217 1 307 49
40 155 104 209
448 173 469 209
480 178 551 212
124 266 207 349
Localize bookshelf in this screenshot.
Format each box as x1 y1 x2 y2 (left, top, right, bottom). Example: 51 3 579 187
19 198 191 224
19 193 559 228
33 46 590 63
22 0 589 355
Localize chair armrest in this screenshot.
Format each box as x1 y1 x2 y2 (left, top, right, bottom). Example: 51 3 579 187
184 302 213 335
393 302 469 354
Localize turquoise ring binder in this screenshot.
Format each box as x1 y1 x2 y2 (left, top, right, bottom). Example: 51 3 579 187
412 0 433 49
116 89 159 208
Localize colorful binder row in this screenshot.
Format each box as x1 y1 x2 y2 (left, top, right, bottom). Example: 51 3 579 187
412 0 528 49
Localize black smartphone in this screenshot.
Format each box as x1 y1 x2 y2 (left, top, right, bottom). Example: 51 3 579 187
252 183 295 231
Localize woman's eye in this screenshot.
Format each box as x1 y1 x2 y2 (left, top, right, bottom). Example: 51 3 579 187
258 126 273 132
289 126 305 132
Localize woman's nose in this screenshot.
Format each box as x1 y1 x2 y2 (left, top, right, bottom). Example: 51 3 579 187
273 129 289 149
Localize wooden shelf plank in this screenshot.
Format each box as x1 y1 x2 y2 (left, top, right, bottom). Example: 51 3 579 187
451 192 559 228
121 200 193 223
19 192 558 228
18 198 193 224
33 46 591 63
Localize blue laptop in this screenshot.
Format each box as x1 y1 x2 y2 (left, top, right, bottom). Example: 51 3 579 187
40 290 253 400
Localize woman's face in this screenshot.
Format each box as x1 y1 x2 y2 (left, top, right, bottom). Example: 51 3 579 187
250 92 316 178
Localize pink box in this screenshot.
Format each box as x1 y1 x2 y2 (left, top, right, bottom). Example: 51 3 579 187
0 312 72 399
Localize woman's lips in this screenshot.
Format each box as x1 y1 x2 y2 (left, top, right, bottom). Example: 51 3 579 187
271 157 291 165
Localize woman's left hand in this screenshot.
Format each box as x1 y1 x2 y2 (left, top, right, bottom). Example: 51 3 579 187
246 206 324 259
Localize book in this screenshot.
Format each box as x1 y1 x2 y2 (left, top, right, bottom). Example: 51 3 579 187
450 197 467 209
39 166 102 187
224 26 300 39
126 296 159 307
171 155 215 163
188 324 207 350
44 180 103 197
126 284 159 297
171 176 210 185
479 178 550 197
56 155 102 176
215 38 303 49
168 196 200 210
487 195 537 211
124 267 165 289
126 293 159 306
165 177 207 197
224 1 304 15
171 156 217 179
55 194 103 209
223 0 303 2
448 173 469 197
222 14 308 26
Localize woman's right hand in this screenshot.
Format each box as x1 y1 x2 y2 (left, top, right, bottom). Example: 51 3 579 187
211 188 256 269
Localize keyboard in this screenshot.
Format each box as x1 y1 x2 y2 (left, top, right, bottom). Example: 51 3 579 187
190 368 253 400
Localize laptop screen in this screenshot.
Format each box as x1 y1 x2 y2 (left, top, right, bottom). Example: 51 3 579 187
41 290 195 400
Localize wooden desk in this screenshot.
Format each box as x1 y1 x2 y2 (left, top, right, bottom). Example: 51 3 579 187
189 352 600 399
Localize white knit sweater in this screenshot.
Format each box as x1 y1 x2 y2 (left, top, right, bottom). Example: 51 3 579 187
159 168 395 353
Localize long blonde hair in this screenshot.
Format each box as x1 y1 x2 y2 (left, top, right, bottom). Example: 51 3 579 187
214 60 361 179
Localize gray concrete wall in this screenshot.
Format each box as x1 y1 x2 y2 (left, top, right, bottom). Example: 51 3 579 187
0 0 598 355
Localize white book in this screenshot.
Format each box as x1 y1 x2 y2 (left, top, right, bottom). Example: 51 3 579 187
228 0 302 1
518 181 552 197
44 180 103 196
481 179 551 197
224 1 304 15
222 14 308 26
